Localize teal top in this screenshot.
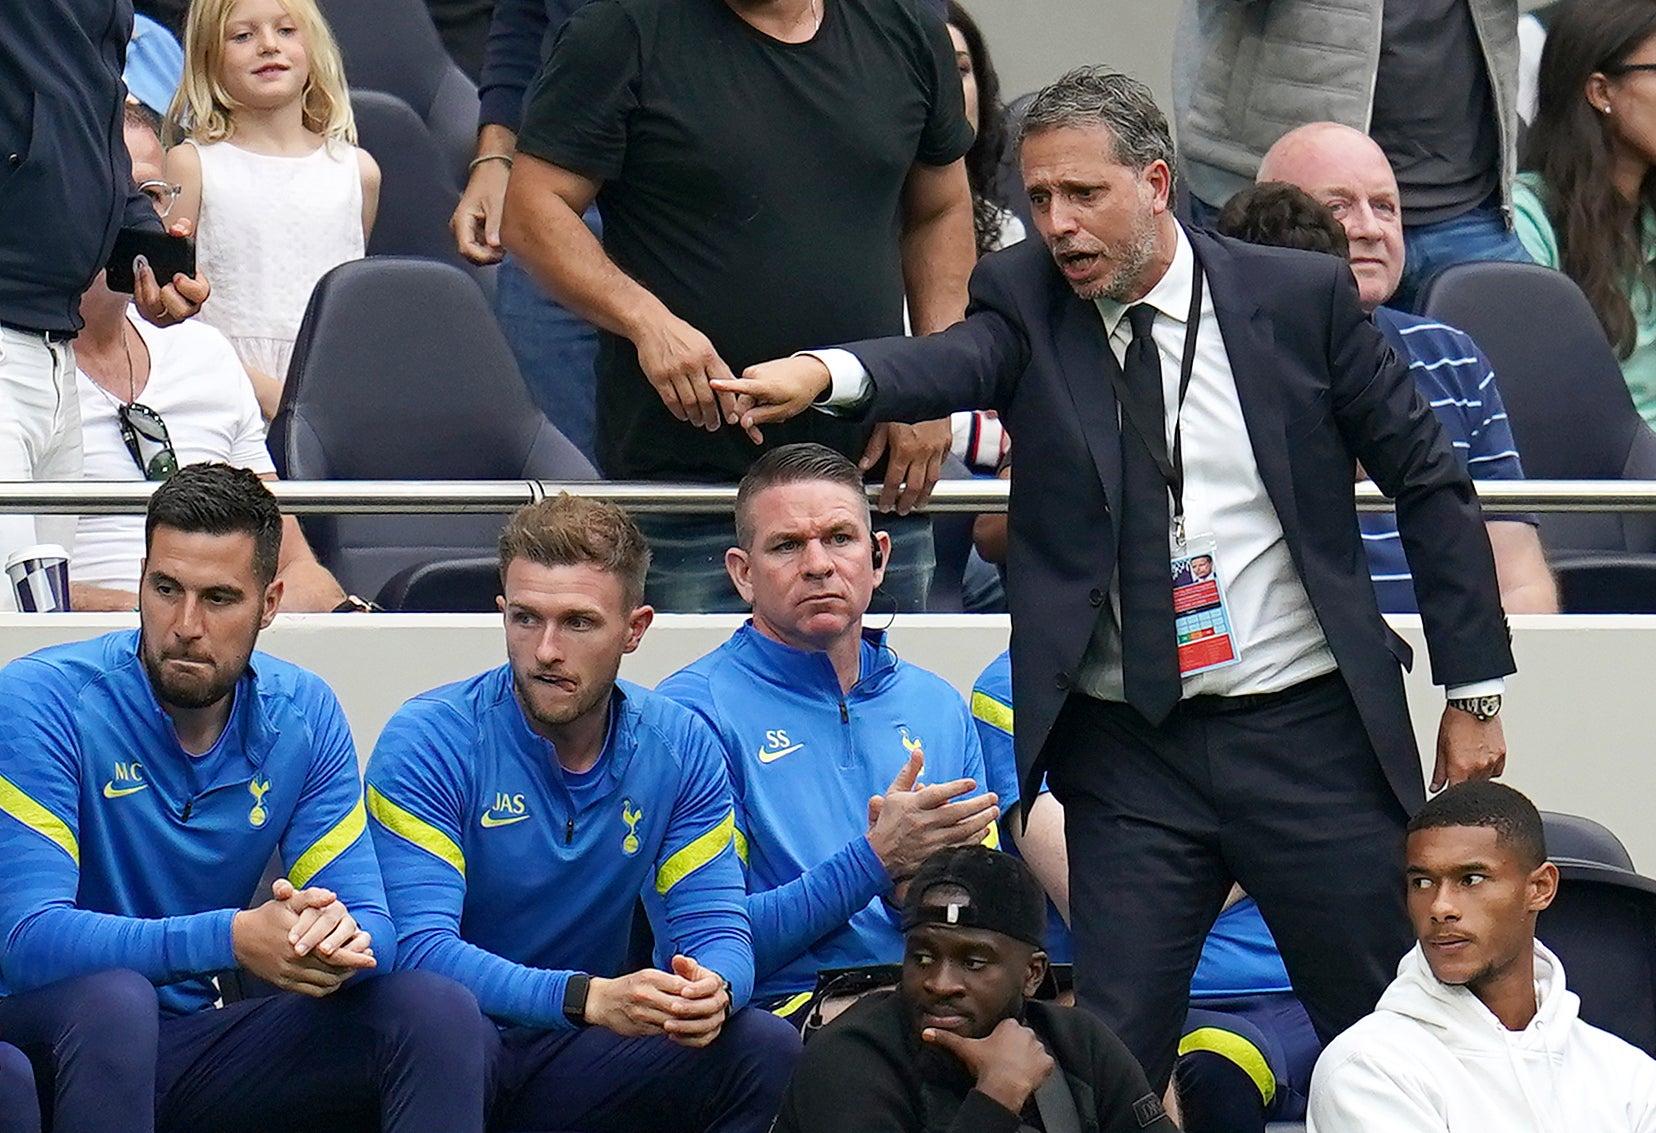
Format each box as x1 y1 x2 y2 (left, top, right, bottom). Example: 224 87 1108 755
1512 171 1656 430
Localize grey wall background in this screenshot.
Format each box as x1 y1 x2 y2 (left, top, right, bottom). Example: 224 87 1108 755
970 1 1177 116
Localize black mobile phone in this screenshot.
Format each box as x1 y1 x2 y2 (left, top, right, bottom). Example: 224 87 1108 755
105 227 196 294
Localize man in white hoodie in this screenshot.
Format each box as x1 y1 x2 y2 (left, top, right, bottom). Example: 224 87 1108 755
1308 781 1656 1131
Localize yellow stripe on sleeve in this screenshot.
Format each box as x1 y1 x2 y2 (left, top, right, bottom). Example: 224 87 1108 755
656 809 736 895
980 821 1001 850
289 797 368 888
366 785 466 879
970 691 1014 735
770 991 813 1019
0 772 77 865
733 826 750 866
1177 1026 1277 1106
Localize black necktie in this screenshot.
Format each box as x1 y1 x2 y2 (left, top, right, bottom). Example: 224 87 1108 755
1117 303 1181 724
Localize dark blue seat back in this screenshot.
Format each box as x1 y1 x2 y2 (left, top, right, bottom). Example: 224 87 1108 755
270 258 596 600
1418 260 1656 555
320 0 479 187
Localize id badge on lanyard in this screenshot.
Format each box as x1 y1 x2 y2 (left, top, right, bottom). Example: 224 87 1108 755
1171 530 1239 676
1110 261 1241 678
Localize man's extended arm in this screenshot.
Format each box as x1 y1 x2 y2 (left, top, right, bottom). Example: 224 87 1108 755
1488 521 1557 614
718 248 1039 441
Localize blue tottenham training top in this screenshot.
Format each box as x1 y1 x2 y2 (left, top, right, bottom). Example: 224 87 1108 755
365 669 752 1029
968 649 1074 963
0 630 390 1016
659 624 993 1003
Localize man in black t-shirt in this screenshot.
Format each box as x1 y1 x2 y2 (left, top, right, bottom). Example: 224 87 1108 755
776 847 1175 1133
499 0 975 612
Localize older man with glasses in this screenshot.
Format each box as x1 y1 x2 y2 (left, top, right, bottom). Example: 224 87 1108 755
67 103 352 614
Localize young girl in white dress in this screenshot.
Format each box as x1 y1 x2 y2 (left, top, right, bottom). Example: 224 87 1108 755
166 0 379 419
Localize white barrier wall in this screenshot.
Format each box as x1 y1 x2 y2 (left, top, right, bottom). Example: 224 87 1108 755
0 613 1645 868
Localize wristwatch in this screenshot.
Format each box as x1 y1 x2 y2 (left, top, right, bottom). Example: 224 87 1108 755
331 594 379 613
562 973 592 1027
1447 694 1502 722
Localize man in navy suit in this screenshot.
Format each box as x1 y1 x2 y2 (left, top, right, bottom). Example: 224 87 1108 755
716 67 1517 1091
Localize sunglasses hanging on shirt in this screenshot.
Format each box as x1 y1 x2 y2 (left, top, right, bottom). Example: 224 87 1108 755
116 401 180 482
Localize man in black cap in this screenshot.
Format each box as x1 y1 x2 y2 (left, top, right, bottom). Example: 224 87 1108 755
775 846 1175 1132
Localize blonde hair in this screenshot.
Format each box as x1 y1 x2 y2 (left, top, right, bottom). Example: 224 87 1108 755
167 0 356 146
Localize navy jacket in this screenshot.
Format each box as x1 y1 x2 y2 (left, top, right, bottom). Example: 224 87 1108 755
846 227 1516 817
1 0 161 334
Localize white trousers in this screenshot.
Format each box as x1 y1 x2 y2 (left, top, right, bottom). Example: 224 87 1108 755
0 326 82 611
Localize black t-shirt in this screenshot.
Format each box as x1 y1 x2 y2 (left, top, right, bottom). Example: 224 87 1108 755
516 0 972 480
1370 0 1500 225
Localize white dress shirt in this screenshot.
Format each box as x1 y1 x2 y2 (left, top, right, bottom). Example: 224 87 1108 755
811 224 1501 702
1073 225 1336 699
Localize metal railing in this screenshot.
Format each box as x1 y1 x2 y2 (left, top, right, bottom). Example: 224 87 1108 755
2 479 1656 515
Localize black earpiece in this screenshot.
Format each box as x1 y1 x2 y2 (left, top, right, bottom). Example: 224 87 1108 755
872 544 884 570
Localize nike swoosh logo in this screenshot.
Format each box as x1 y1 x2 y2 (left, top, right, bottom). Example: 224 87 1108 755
757 743 805 764
103 781 149 799
480 811 530 828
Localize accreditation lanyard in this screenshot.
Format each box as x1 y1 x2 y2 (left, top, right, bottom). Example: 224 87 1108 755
1107 267 1205 546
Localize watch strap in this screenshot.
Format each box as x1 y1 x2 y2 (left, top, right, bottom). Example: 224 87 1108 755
562 972 592 1027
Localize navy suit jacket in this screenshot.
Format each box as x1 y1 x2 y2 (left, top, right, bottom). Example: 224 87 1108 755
846 225 1515 815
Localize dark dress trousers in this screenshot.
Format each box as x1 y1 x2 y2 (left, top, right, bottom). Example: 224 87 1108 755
842 225 1516 1085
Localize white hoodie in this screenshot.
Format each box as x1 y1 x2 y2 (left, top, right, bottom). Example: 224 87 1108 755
1308 941 1656 1132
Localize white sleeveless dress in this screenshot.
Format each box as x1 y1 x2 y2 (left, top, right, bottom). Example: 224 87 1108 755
188 138 365 382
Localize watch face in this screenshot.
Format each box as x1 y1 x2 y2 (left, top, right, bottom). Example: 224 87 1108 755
1453 695 1501 720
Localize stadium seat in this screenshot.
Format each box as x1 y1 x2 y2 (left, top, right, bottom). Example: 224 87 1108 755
1418 260 1656 611
1544 810 1636 870
1547 552 1656 614
320 0 478 187
270 258 597 603
1532 811 1656 1056
350 89 491 298
376 556 501 613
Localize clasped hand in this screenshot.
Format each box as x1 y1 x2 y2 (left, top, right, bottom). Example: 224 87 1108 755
584 954 731 1048
230 878 375 998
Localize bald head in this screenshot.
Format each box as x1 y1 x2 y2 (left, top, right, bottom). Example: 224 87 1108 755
1257 123 1405 312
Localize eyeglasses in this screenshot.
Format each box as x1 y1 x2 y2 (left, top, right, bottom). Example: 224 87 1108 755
116 402 179 481
137 179 182 218
1609 63 1656 76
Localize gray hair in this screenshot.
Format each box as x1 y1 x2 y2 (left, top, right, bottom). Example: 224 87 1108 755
1019 67 1176 187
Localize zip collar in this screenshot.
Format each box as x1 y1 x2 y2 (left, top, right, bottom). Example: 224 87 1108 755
728 622 898 700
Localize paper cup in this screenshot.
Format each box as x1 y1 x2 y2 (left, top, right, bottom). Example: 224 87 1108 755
4 544 70 612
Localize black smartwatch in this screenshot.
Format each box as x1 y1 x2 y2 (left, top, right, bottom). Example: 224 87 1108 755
562 973 592 1027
